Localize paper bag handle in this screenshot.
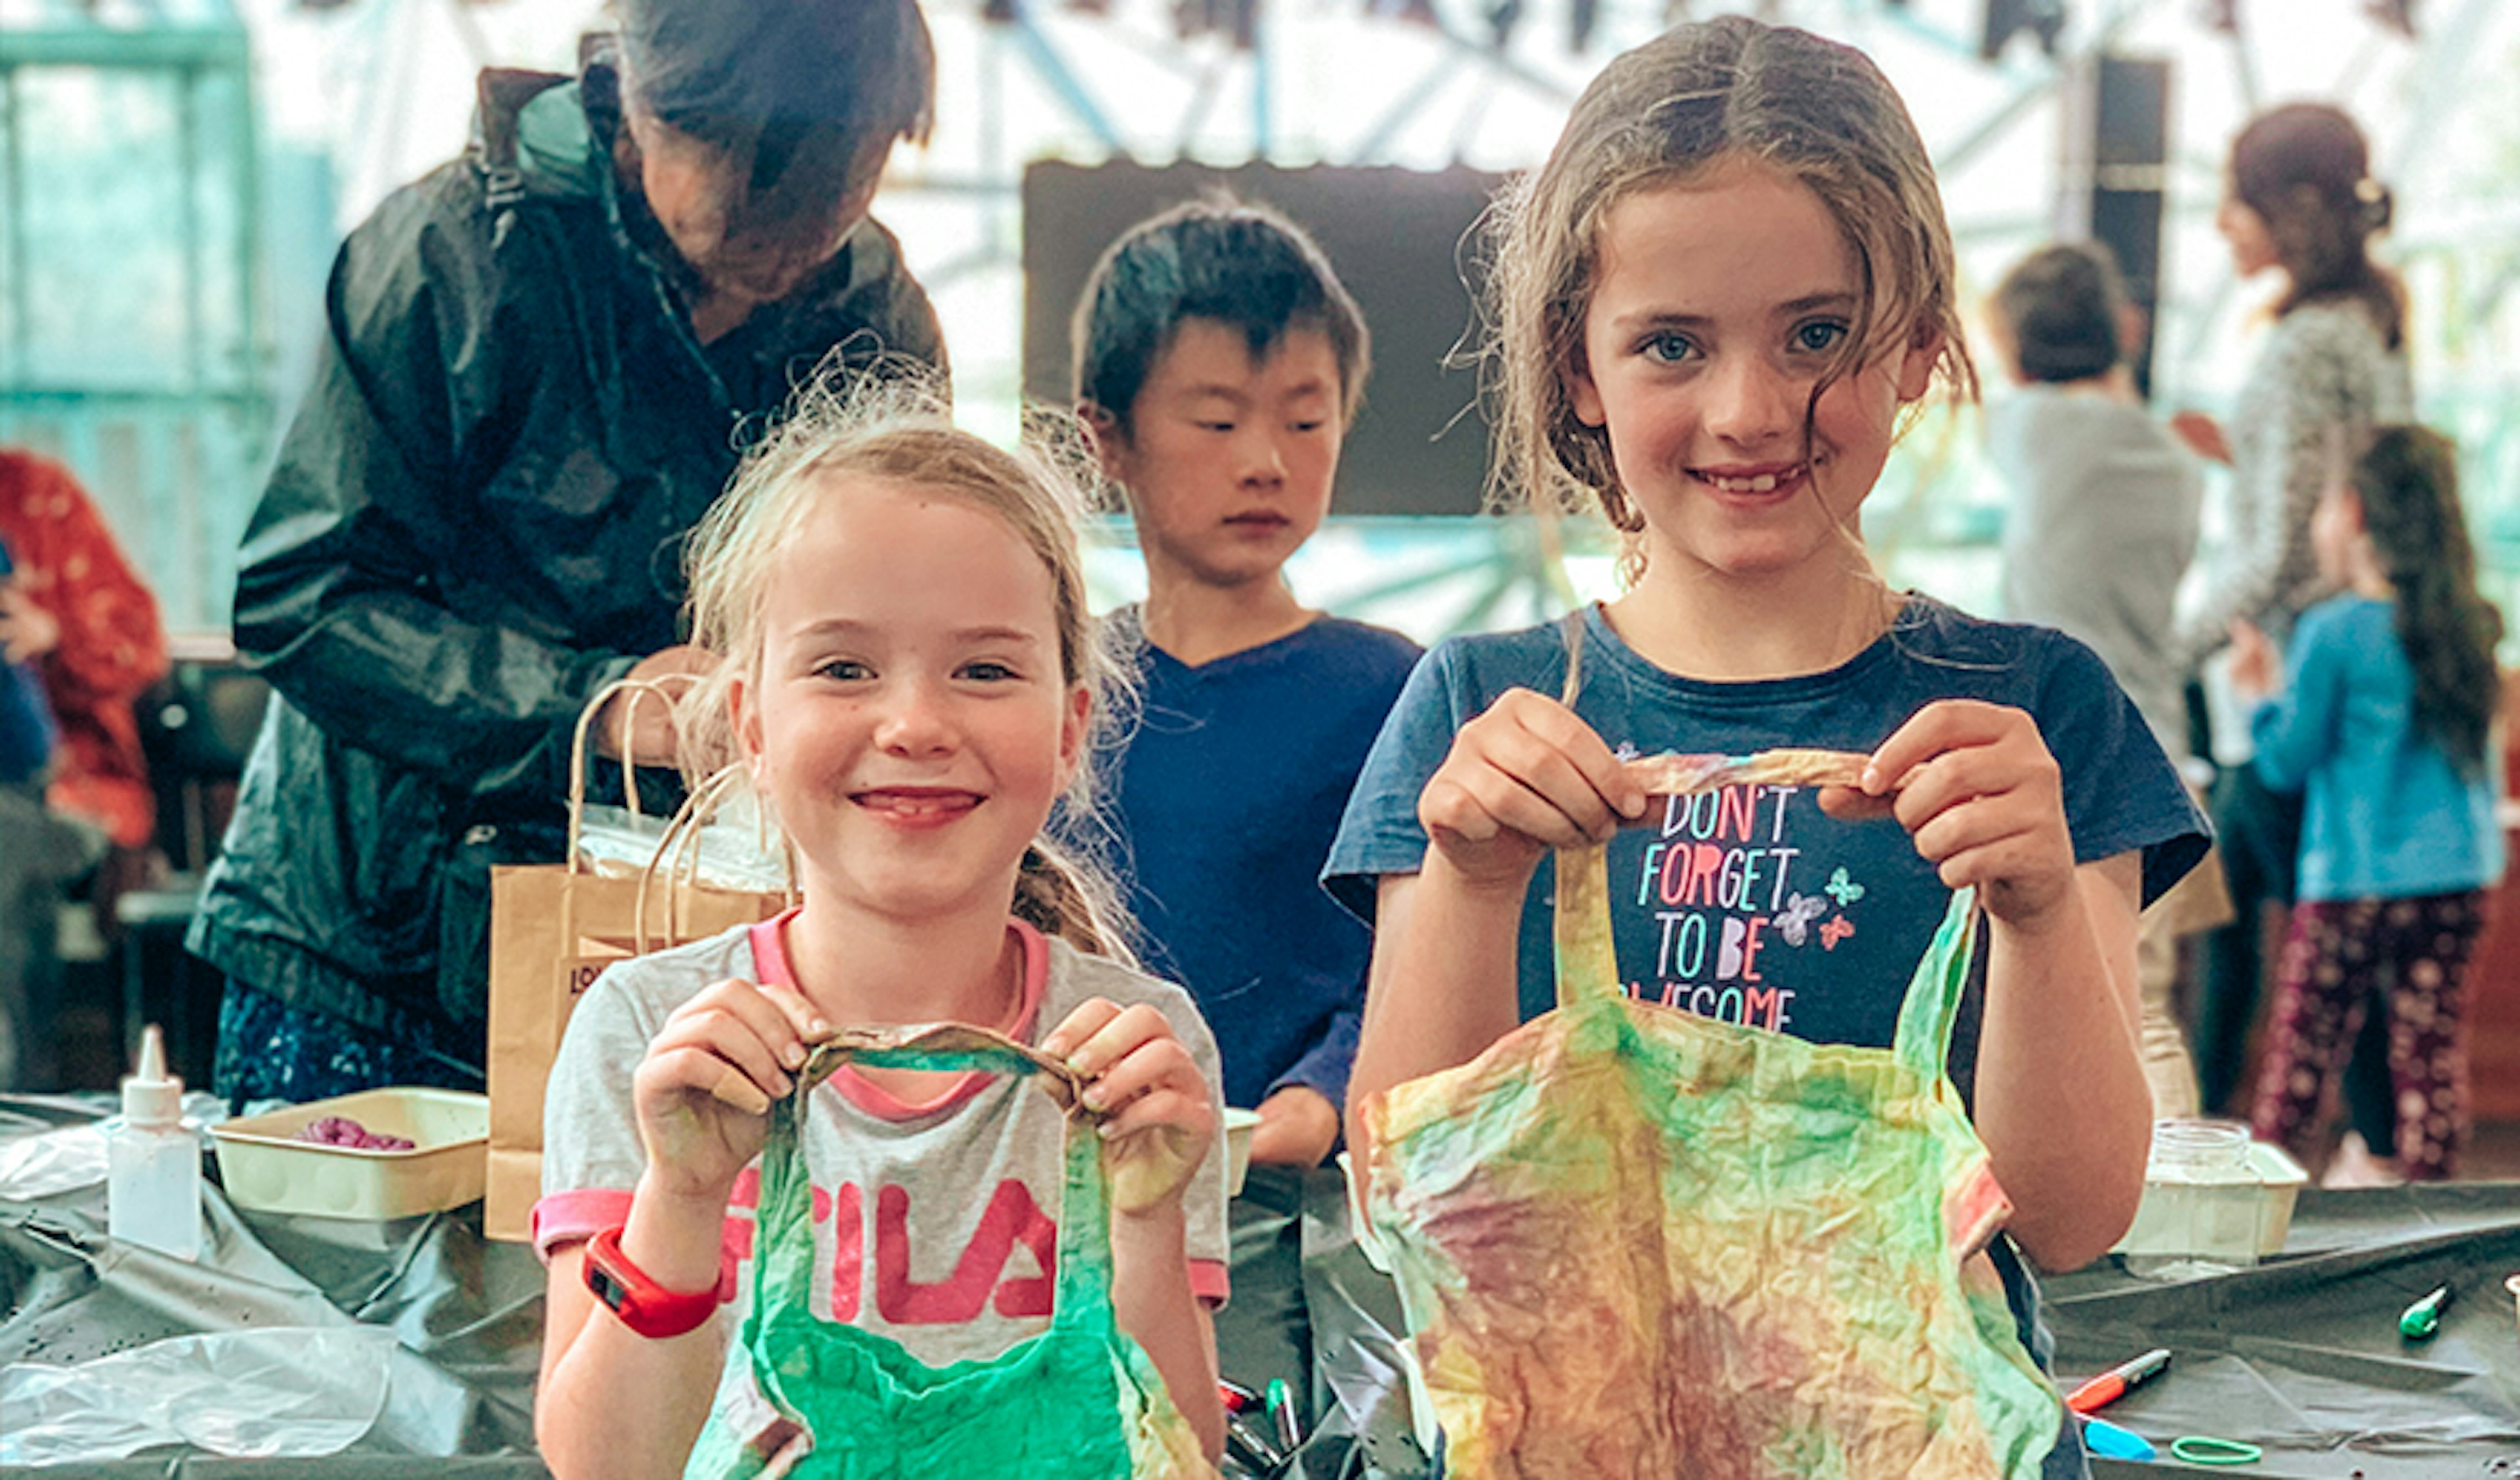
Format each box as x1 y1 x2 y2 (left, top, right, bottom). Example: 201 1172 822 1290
630 762 799 953
565 675 695 875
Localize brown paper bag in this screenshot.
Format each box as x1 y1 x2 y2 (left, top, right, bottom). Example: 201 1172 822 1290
482 683 791 1241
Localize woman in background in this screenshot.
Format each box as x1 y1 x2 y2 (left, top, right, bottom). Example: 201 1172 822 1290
2173 104 2412 1155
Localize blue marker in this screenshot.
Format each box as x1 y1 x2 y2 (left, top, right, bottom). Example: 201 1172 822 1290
2080 1415 2157 1462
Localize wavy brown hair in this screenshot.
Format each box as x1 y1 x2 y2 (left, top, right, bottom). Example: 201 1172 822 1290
1481 15 1975 555
2229 103 2406 350
2351 426 2502 775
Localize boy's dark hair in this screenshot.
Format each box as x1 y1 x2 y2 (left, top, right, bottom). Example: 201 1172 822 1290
1071 197 1370 437
617 0 934 186
1991 241 2128 384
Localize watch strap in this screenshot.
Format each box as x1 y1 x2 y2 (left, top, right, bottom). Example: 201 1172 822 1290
583 1222 734 1339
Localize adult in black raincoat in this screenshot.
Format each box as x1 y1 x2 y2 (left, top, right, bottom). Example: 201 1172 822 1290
190 0 946 1103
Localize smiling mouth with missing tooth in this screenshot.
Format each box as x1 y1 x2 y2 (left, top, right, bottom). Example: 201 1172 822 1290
1699 465 1809 494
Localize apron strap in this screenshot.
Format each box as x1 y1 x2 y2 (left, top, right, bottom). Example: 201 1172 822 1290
1553 843 1625 1011
1046 1105 1117 1326
747 1080 822 1328
1889 887 1981 1081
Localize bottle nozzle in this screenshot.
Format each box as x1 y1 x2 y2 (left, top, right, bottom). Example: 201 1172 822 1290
121 1025 184 1128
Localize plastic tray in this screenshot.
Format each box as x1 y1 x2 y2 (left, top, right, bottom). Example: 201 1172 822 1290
211 1088 489 1220
2112 1139 2309 1268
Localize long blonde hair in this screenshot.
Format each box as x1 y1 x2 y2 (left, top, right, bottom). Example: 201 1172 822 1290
1482 16 1975 577
679 370 1137 957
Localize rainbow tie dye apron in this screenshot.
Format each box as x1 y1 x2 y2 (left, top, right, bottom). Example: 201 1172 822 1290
684 1024 1215 1480
1356 751 2063 1479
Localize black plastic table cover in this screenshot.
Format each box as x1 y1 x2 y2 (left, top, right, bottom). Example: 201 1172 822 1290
5 1094 2517 1479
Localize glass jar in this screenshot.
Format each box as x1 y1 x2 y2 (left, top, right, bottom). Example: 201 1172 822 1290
2123 1119 2263 1279
2146 1118 2254 1183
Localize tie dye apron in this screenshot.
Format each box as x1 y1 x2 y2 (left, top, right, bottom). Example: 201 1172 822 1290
1356 751 2063 1479
685 1023 1215 1480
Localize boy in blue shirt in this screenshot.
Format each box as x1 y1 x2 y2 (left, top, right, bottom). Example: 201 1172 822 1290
1072 197 1421 1403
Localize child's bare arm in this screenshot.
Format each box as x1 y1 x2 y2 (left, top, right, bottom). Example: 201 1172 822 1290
1348 689 1643 1140
1043 999 1227 1462
1975 853 2149 1270
537 977 824 1479
1832 700 2151 1270
1108 1206 1224 1462
536 1199 732 1480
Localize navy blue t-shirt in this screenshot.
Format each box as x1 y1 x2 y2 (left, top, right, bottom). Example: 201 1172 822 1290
1100 610 1421 1113
1325 598 2208 1480
1326 599 2207 1042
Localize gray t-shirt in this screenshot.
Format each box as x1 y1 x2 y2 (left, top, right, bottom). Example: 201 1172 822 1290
1992 385 2203 760
537 915 1230 1441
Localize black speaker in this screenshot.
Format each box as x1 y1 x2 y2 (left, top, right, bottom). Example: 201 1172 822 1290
2055 53 2171 398
1022 160 1504 517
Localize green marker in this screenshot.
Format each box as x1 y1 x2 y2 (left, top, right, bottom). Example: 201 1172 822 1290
2399 1283 2452 1340
1265 1377 1299 1451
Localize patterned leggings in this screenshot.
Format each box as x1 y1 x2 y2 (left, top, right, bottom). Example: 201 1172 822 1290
2249 891 2485 1180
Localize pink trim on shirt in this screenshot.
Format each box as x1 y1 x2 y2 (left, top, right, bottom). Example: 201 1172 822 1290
747 911 1050 1121
532 1187 634 1260
1190 1261 1230 1306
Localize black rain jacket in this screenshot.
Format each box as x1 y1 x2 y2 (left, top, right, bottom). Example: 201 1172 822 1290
188 60 943 1054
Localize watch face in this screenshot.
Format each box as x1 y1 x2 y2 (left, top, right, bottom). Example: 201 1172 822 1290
588 1263 633 1315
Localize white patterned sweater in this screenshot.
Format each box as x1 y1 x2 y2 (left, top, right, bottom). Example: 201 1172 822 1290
2174 298 2413 670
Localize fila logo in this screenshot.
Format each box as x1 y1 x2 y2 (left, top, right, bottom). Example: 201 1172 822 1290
727 1170 1057 1324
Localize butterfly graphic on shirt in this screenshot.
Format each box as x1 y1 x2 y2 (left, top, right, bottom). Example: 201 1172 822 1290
1824 868 1866 906
1773 892 1828 947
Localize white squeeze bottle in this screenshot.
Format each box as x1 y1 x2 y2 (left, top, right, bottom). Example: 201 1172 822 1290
108 1025 201 1260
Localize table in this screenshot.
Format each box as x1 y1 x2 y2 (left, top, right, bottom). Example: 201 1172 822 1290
1 1094 544 1478
5 1094 2517 1477
2046 1182 2520 1477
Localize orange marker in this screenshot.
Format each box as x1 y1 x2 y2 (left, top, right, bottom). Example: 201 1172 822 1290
2065 1348 2171 1414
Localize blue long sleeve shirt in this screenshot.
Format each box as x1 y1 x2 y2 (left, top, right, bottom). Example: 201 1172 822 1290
0 540 56 787
1099 609 1420 1114
2249 594 2504 902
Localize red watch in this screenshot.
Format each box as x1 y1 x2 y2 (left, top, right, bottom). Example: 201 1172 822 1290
581 1223 735 1339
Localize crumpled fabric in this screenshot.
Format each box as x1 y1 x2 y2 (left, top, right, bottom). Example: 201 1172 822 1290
1357 751 2063 1479
683 1023 1214 1480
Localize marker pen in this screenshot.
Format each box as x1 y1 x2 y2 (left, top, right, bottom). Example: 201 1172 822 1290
2399 1283 2452 1340
1266 1377 1301 1452
2064 1347 2172 1414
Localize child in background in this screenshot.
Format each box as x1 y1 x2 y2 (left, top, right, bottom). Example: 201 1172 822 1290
533 388 1228 1478
1072 197 1421 1395
2231 426 2502 1181
1326 18 2207 1476
0 537 56 792
1985 241 2217 1119
0 534 62 1092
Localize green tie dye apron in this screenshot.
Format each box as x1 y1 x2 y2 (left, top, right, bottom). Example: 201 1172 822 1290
1356 750 2063 1479
684 1023 1214 1480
